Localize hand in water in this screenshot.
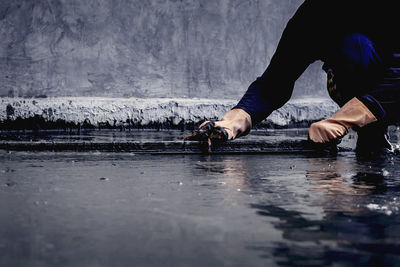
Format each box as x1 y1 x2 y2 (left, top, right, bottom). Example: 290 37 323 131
183 121 229 142
183 121 229 153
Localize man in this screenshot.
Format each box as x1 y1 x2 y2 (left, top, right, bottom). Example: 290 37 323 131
185 0 400 153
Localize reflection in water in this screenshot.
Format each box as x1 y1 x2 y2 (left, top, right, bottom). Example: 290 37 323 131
305 156 387 214
192 155 250 205
191 153 400 265
2 150 400 266
250 201 400 266
249 154 400 265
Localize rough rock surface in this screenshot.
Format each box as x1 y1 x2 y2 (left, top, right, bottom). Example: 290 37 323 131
0 97 338 129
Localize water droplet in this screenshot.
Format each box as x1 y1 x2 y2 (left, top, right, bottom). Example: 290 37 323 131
366 203 379 210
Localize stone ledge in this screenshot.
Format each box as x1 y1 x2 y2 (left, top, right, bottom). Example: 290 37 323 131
0 128 355 154
1 97 338 130
0 139 351 154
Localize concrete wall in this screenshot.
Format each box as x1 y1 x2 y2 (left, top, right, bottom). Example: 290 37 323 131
0 0 326 100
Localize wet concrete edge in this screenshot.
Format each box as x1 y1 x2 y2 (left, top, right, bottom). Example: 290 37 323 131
0 139 353 154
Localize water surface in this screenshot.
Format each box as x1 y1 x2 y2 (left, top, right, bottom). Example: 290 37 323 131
1 149 400 266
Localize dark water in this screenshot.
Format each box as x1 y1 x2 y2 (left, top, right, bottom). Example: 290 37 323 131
1 150 400 266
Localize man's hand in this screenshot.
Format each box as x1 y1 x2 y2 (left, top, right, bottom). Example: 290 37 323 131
183 109 252 142
183 121 230 142
309 97 377 143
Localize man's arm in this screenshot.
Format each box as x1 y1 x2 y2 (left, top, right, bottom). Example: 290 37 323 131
184 0 322 142
234 0 321 125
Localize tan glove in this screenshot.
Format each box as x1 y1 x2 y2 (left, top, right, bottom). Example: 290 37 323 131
309 97 377 143
200 108 252 140
183 108 252 142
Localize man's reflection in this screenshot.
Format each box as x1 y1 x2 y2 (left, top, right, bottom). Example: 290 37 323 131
191 155 251 204
305 156 387 214
249 154 394 265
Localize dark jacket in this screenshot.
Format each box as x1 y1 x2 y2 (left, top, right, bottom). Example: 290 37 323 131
234 0 400 125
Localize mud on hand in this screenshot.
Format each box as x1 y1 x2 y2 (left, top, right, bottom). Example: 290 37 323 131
183 121 229 152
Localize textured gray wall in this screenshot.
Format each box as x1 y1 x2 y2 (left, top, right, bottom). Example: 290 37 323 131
0 0 326 99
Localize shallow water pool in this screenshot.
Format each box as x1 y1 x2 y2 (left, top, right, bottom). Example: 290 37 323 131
1 148 400 266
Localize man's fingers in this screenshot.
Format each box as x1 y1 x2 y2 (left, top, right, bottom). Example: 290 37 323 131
209 126 229 142
306 134 342 154
183 121 216 141
199 121 215 131
183 121 228 142
199 120 211 128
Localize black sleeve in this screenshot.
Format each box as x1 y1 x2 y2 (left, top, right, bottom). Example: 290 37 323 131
359 72 400 125
233 0 322 125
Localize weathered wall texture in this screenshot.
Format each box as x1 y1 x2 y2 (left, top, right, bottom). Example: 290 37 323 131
0 0 326 99
1 97 338 129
